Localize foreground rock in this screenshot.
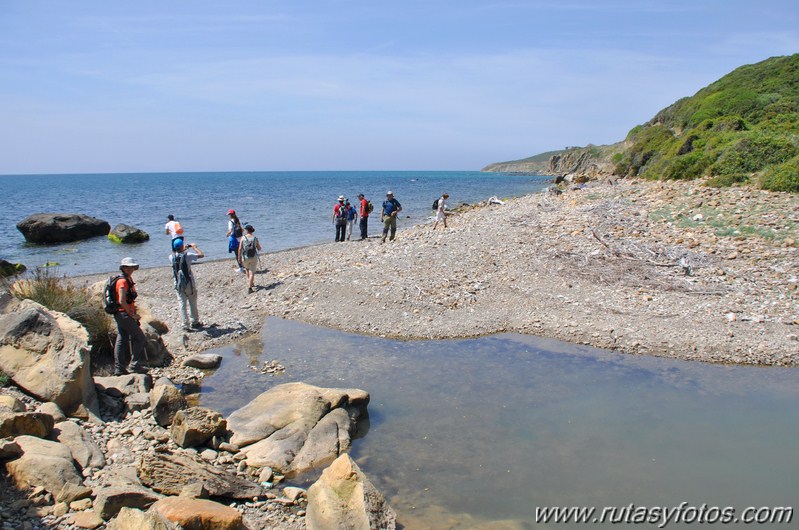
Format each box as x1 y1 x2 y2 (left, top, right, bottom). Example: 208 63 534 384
5 435 83 496
306 453 397 530
16 213 111 244
0 259 26 277
227 382 369 475
108 223 150 244
137 451 262 499
0 299 99 418
151 497 245 530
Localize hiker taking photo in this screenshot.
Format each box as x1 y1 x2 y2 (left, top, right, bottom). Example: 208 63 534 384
170 238 204 331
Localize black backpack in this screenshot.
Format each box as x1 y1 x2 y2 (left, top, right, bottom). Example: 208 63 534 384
103 275 124 314
432 198 439 210
243 236 258 259
172 252 193 292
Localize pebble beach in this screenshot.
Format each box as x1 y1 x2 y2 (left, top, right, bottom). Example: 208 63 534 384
80 177 799 369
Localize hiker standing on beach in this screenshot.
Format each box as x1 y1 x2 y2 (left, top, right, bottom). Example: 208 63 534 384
164 214 184 247
170 238 204 331
227 209 244 272
333 195 348 242
357 193 370 240
381 191 402 243
346 200 358 241
432 193 449 230
238 224 262 293
112 257 147 375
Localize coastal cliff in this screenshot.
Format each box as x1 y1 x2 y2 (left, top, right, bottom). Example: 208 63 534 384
483 53 799 192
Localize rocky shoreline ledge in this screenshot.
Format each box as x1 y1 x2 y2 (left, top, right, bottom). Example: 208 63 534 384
86 177 797 367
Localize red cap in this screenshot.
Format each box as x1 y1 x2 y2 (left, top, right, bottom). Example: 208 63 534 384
227 209 236 215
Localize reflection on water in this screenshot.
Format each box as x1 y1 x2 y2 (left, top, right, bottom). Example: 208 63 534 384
199 318 799 528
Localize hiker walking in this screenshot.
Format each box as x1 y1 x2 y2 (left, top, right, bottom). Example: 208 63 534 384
381 191 402 242
357 193 370 240
432 193 449 230
170 238 204 331
238 224 262 293
333 195 348 242
346 200 358 241
112 257 147 375
227 209 244 272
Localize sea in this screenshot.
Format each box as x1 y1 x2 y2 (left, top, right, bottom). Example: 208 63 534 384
0 171 551 277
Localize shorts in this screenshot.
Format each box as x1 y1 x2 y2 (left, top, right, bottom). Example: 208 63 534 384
436 210 446 221
243 256 258 272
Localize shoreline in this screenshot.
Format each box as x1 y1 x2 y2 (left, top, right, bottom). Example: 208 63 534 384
72 178 798 368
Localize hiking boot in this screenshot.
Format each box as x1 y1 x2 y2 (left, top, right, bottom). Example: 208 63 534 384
191 321 204 329
113 369 128 376
128 366 148 375
247 286 254 294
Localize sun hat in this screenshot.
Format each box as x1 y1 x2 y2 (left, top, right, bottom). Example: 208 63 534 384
386 190 393 196
338 195 345 201
120 257 139 270
227 209 236 215
172 237 184 251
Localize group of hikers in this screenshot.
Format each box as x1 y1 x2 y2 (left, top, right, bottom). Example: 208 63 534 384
332 190 448 243
108 191 450 376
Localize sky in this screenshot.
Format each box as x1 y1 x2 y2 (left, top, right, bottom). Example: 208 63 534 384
0 1 797 174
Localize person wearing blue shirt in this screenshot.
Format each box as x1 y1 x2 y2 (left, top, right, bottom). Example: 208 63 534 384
381 191 402 243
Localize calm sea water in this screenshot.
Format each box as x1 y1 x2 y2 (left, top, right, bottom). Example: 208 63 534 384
200 318 799 529
0 171 550 276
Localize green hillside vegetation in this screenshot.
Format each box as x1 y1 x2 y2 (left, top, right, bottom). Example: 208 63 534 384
614 54 799 192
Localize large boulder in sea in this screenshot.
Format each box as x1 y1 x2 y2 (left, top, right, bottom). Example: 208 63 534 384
109 224 150 244
0 299 100 419
226 382 370 476
16 213 110 244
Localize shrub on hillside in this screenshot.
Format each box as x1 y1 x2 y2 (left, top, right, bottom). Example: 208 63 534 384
759 155 799 192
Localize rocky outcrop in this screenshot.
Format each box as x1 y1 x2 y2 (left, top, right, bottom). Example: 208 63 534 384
548 146 616 180
16 213 110 244
108 224 150 244
5 435 83 496
0 408 54 438
137 451 262 499
169 407 226 448
181 353 223 369
0 299 99 418
226 382 369 476
151 497 245 530
149 381 187 427
51 420 106 469
306 453 396 530
92 484 163 520
106 507 176 530
0 259 26 277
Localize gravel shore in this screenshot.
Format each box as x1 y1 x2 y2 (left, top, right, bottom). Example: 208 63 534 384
80 178 799 368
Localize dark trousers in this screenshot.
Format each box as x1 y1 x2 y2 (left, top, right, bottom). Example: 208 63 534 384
113 312 146 373
335 222 347 242
359 217 368 239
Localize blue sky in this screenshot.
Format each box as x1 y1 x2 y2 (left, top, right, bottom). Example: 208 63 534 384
1 1 797 174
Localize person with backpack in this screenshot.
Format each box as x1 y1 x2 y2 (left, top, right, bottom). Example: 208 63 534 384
110 257 147 375
238 224 262 293
432 193 449 230
381 191 402 243
227 209 244 272
164 214 184 247
345 200 358 241
357 193 371 240
332 195 348 242
170 238 205 331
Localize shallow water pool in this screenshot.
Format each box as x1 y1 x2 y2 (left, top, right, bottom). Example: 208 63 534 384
199 318 799 528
